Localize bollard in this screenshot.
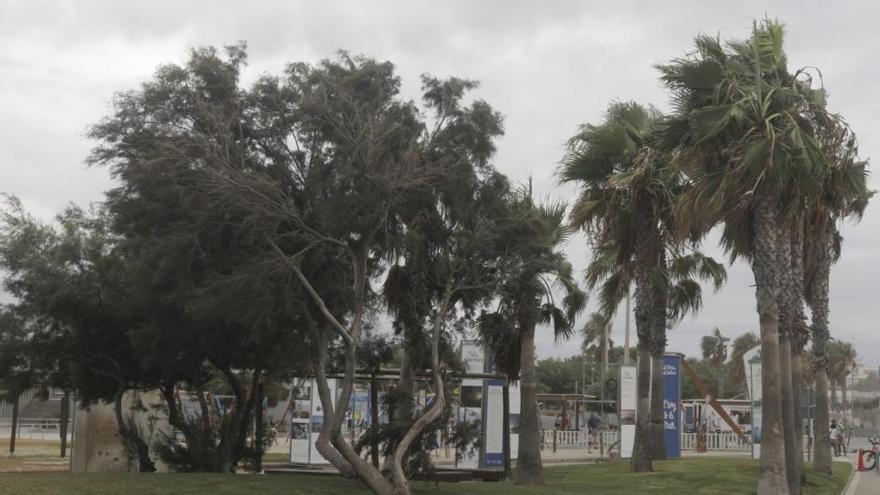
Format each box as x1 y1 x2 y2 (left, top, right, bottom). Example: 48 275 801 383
553 430 557 453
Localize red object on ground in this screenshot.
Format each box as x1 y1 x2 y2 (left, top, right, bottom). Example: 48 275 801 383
856 449 865 472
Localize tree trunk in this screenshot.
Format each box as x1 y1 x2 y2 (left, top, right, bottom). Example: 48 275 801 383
813 369 833 474
60 390 70 458
718 365 725 399
779 334 800 495
788 223 807 488
631 344 653 472
841 378 848 422
9 393 18 456
791 349 806 488
807 221 833 475
631 257 655 472
112 387 156 472
516 320 545 485
752 194 788 495
254 381 264 473
830 381 838 406
390 286 453 495
312 329 357 478
649 352 666 460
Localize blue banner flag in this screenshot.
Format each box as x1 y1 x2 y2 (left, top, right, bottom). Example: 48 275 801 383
662 354 682 458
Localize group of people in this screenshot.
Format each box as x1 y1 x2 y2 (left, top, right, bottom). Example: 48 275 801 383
830 419 850 457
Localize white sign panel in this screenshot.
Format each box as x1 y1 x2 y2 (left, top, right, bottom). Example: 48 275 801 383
750 360 763 460
619 365 638 459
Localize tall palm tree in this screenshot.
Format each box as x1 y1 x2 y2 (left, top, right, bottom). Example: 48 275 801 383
803 111 870 475
701 328 730 398
478 185 586 486
560 102 725 470
657 20 844 494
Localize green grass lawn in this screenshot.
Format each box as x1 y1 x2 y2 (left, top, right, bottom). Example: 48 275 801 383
0 458 852 495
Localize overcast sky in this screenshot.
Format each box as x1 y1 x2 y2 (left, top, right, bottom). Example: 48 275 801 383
2 0 878 369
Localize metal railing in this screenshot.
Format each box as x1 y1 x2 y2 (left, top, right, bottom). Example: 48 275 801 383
541 429 618 451
0 417 72 441
681 432 751 451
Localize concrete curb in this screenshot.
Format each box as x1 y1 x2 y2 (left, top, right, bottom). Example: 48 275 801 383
842 465 859 495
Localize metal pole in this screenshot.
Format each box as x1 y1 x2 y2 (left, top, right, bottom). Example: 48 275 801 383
604 319 611 375
502 383 511 480
370 374 380 469
623 290 631 365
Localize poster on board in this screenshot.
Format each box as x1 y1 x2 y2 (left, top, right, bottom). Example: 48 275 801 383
619 365 638 459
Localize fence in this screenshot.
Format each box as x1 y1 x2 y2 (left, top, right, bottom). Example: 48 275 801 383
0 417 72 441
541 429 619 451
541 430 812 454
681 432 750 451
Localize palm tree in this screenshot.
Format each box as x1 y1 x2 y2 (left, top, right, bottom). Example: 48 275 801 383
826 341 856 414
701 328 730 398
580 312 612 362
478 185 586 486
560 101 725 470
657 20 847 494
803 111 870 475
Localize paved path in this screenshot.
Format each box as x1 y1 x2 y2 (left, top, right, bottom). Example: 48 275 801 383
852 469 880 495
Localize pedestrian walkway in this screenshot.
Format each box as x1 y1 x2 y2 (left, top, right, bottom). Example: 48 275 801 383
852 469 880 495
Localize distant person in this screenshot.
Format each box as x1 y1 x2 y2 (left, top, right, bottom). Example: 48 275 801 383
830 420 841 457
587 414 600 452
836 422 848 457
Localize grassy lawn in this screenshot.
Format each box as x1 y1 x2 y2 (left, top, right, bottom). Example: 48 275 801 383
0 458 851 495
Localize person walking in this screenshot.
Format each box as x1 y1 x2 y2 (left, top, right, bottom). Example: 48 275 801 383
587 413 600 453
830 420 841 457
836 422 848 457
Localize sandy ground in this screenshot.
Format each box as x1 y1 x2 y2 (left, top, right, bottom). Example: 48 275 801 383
0 438 69 472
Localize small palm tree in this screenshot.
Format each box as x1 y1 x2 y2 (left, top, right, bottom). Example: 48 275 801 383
701 328 730 398
477 184 586 486
560 101 725 469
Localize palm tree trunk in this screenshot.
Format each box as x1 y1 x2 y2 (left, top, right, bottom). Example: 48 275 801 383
808 222 833 475
649 352 666 460
779 334 800 495
516 320 545 485
841 378 848 422
788 223 807 489
631 260 654 472
791 348 806 488
813 369 833 474
631 344 653 472
752 194 789 495
718 365 725 399
830 381 838 405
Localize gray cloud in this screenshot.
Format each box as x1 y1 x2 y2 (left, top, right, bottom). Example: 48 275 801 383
2 0 879 367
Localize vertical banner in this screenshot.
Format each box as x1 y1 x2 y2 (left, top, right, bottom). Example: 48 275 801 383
662 354 682 459
483 382 505 468
509 381 520 460
619 365 638 458
749 358 763 460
